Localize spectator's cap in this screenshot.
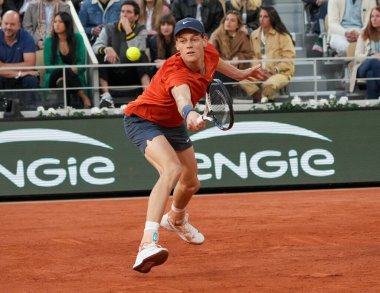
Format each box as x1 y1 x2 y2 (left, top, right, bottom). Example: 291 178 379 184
174 18 205 36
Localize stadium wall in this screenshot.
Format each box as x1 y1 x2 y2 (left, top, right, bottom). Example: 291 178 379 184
1 110 380 199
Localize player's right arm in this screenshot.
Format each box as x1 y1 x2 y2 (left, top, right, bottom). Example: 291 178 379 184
171 84 205 131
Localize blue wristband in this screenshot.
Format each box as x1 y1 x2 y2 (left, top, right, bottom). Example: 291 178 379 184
181 104 194 120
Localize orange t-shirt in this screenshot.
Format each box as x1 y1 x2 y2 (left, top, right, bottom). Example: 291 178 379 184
124 43 220 127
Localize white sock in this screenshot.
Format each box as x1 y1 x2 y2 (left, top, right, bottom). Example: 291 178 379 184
144 221 160 232
144 221 160 243
171 203 185 213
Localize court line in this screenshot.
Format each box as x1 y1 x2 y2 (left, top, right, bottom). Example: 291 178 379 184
1 187 379 205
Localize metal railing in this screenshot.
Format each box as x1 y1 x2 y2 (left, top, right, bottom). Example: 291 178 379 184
1 55 378 115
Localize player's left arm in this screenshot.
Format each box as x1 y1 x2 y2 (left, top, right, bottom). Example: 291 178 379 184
171 84 205 131
216 58 268 81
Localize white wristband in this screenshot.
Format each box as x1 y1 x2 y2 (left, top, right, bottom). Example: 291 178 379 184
14 71 22 79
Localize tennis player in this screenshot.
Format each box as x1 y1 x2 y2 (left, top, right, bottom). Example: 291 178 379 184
124 17 266 273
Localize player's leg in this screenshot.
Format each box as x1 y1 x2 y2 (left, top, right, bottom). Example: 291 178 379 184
172 146 200 210
143 135 183 237
132 136 181 273
125 116 182 272
161 146 205 244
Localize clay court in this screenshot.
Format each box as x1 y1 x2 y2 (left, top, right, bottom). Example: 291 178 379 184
1 187 380 292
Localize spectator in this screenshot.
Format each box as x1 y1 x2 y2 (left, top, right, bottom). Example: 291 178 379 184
79 0 122 44
0 0 5 16
171 0 224 37
0 10 40 110
23 0 70 50
147 13 176 75
350 5 380 99
225 0 262 35
93 0 150 107
240 6 295 102
303 0 328 53
71 0 82 12
327 0 376 56
139 0 171 39
210 10 252 68
2 0 34 21
209 10 252 96
44 12 91 108
4 0 24 14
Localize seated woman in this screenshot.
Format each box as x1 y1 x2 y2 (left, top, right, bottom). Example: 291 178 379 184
139 0 171 40
44 11 91 108
209 10 252 96
225 0 262 35
350 6 380 99
147 14 176 75
240 6 295 102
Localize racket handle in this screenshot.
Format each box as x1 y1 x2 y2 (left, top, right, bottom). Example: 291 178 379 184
196 115 204 124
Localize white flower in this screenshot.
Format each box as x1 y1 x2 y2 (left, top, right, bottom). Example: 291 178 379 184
47 108 56 114
37 106 45 113
70 109 81 115
308 99 318 108
91 107 101 115
329 94 336 100
261 96 269 104
291 95 302 106
319 99 329 106
65 106 73 116
337 96 348 105
120 104 127 111
100 107 109 114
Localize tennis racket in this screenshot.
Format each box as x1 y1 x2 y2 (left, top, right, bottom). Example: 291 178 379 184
196 79 234 131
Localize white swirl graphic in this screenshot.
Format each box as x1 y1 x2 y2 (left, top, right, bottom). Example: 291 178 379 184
190 121 332 142
0 128 113 149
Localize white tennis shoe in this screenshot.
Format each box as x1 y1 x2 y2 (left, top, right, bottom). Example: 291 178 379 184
132 242 168 273
160 213 205 245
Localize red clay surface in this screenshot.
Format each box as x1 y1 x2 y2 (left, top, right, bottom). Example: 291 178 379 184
1 188 380 292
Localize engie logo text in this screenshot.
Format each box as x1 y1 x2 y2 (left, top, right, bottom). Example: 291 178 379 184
0 128 115 188
190 122 335 181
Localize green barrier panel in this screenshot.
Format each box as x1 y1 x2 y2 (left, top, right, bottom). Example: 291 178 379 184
0 110 379 197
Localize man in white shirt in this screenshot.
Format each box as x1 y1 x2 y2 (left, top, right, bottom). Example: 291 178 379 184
328 0 376 55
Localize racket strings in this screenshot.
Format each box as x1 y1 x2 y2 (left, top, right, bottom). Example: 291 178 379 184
208 87 230 127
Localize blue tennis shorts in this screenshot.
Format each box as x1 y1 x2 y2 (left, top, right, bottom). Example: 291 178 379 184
124 115 193 153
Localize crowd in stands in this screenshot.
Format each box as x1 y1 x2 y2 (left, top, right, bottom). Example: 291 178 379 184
23 0 71 50
2 0 380 113
0 10 40 110
350 5 380 99
225 0 262 34
147 13 176 75
44 11 91 108
303 0 328 52
240 6 295 101
93 0 150 107
209 9 252 96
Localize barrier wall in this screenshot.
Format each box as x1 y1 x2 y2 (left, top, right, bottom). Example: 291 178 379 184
1 110 380 198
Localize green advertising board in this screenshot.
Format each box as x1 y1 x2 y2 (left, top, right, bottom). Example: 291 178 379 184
0 110 380 198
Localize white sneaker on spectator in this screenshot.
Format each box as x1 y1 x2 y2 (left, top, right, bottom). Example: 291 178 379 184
160 213 205 245
132 242 168 273
312 38 323 53
99 92 114 108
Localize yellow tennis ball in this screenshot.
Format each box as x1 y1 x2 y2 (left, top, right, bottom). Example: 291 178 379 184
126 47 141 62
